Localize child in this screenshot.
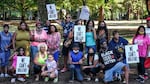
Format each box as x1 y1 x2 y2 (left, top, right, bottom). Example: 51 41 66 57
68 43 83 82
8 47 26 83
41 54 58 83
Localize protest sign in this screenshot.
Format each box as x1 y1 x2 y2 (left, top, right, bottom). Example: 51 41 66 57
79 6 90 20
74 25 86 42
16 56 30 74
125 44 139 64
46 4 57 20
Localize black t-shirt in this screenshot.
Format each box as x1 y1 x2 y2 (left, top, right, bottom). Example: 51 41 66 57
99 50 118 70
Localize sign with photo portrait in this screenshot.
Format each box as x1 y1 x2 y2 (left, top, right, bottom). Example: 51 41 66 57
74 25 86 42
79 6 90 20
125 44 139 64
16 56 30 74
46 4 58 20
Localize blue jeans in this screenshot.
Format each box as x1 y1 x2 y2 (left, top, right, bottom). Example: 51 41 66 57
30 46 38 60
69 64 83 81
85 45 96 53
104 62 126 82
53 51 60 62
0 50 11 67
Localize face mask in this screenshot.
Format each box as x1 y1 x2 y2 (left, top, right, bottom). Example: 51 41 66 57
139 31 144 35
73 50 79 53
88 53 94 56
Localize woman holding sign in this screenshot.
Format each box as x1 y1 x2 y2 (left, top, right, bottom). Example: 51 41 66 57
85 20 97 53
133 25 150 83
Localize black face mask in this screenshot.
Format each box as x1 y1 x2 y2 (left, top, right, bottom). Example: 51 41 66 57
88 53 94 56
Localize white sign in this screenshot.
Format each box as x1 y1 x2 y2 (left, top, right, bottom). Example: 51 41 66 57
46 4 58 20
74 25 86 42
125 45 139 64
79 6 90 20
16 56 30 74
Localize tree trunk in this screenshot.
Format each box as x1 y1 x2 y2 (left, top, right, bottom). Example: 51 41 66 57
99 6 104 22
146 0 150 16
37 0 47 23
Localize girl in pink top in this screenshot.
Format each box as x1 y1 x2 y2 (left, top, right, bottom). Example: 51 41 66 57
132 25 150 83
30 21 48 59
47 25 61 62
8 47 26 83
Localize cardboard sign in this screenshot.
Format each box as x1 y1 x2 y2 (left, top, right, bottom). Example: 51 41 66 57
125 45 139 64
74 25 86 42
79 6 90 20
46 4 58 20
16 56 30 74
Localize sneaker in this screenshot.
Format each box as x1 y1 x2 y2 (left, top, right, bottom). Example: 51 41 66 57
5 73 10 77
17 77 25 82
0 73 4 77
136 77 144 83
35 75 39 81
11 78 16 83
95 78 99 82
26 74 29 78
85 77 91 81
60 68 67 73
144 75 148 80
44 77 49 82
122 80 126 84
69 80 74 83
53 77 58 83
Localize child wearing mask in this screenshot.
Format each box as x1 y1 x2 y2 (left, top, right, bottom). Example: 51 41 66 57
133 25 150 83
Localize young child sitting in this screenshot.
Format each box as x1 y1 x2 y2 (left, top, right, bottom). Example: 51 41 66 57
8 47 26 83
41 54 58 83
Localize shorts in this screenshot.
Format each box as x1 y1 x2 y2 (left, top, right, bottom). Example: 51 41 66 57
0 51 11 67
104 62 126 82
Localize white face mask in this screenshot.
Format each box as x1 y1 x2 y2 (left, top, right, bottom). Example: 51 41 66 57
73 50 79 53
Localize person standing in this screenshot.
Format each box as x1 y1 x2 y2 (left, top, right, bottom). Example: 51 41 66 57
132 25 150 83
47 25 61 62
0 24 13 77
55 14 74 72
12 21 30 56
85 20 97 53
43 20 51 33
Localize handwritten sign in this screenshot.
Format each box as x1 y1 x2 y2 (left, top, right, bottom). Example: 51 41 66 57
125 45 139 64
16 56 30 74
46 4 58 20
74 25 86 42
79 6 90 20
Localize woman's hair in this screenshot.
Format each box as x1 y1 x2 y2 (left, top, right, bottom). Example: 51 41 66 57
37 43 48 51
75 19 82 25
18 21 30 31
17 47 25 56
3 24 9 28
135 25 146 37
86 20 95 30
47 25 58 34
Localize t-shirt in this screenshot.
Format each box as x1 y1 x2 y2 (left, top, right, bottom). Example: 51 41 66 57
61 21 74 38
12 55 17 69
0 31 12 51
86 32 96 46
46 60 58 75
70 51 83 68
99 50 117 70
84 54 99 66
133 35 150 57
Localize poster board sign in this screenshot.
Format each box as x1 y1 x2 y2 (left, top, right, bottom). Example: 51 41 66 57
125 44 139 64
79 6 90 20
46 4 58 20
74 25 86 42
16 56 30 74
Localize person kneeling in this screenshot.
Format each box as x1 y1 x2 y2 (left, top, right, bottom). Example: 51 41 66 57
99 38 129 84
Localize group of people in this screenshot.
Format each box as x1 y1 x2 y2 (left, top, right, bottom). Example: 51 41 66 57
0 13 150 84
